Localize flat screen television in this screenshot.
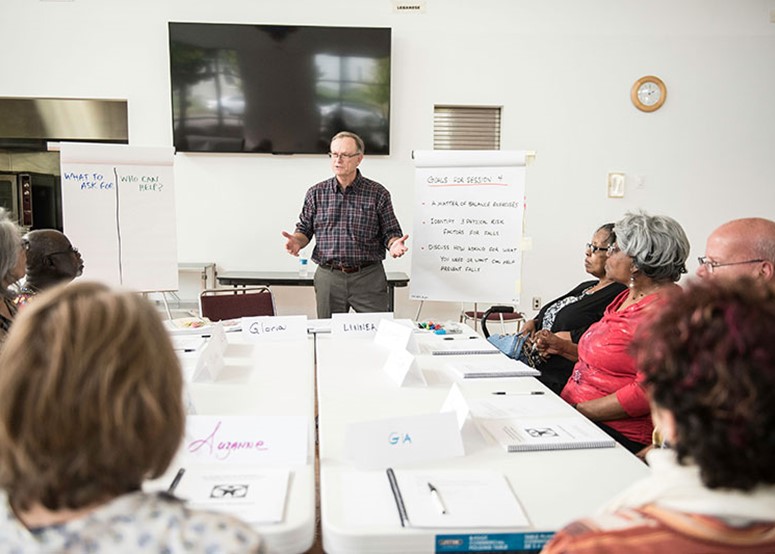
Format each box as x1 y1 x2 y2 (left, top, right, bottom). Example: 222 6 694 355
168 22 391 155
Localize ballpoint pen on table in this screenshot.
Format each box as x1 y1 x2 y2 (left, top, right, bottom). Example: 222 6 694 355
492 391 545 395
427 482 447 514
167 468 186 494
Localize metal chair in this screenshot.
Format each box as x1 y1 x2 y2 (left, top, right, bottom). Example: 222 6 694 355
460 303 525 333
199 286 276 321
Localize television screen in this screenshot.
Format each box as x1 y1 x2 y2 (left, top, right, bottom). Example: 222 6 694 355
168 22 391 155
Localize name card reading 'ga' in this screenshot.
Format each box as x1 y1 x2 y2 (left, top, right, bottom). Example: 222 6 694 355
332 312 394 337
344 411 464 469
183 415 308 466
241 315 308 341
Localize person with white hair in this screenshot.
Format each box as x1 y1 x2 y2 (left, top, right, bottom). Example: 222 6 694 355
561 211 690 455
0 208 25 342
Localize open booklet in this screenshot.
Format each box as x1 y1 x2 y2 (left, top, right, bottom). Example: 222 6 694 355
386 468 529 528
167 465 290 524
446 356 540 378
479 415 616 452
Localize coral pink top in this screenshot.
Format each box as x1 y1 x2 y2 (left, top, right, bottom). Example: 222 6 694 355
561 288 668 446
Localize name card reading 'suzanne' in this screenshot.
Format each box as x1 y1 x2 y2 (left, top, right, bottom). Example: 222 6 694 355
183 415 308 466
332 312 394 337
241 315 308 342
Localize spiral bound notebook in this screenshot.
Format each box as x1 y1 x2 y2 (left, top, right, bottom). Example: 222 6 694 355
446 357 540 378
385 467 529 528
421 336 501 356
480 415 616 452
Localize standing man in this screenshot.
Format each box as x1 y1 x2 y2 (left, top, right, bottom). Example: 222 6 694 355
282 131 409 318
696 217 775 281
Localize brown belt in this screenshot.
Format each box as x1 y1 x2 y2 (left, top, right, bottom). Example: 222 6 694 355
319 261 377 274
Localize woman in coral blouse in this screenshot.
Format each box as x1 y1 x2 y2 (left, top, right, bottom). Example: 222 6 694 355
561 211 690 454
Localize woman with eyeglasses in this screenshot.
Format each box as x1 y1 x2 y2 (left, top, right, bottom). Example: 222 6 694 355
520 223 626 394
560 211 690 455
0 208 25 343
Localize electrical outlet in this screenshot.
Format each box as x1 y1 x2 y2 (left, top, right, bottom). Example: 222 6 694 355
532 297 541 310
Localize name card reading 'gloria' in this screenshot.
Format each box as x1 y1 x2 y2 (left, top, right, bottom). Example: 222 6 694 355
344 411 464 469
241 315 308 341
332 312 394 337
183 415 308 466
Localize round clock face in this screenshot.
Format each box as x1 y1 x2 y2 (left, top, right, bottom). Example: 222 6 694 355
637 82 661 106
631 76 666 112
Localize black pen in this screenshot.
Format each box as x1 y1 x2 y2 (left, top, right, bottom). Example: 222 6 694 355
492 391 545 395
427 482 447 514
167 467 185 494
443 336 478 341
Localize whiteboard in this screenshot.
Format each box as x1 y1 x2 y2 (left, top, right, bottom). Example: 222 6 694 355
410 150 528 304
60 143 178 292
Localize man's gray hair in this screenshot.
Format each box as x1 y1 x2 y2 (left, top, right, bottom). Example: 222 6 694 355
331 131 365 154
615 211 690 282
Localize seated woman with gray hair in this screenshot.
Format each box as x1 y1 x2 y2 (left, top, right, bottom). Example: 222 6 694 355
0 282 262 552
544 279 775 552
561 211 690 455
0 207 26 342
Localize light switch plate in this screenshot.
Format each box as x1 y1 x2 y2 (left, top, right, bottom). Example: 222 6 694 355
607 172 625 198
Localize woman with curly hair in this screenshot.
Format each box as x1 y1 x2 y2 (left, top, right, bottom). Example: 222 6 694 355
543 278 775 553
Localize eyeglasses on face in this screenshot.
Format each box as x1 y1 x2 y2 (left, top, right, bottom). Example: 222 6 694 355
47 245 79 257
697 256 764 273
606 243 622 256
585 243 612 254
328 152 360 160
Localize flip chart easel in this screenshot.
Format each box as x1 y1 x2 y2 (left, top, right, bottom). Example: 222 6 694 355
410 150 529 305
59 143 178 293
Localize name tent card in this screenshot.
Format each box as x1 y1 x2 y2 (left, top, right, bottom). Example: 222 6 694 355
440 383 472 430
183 415 308 466
382 347 426 387
242 315 307 342
189 323 228 383
374 319 415 350
332 312 394 337
440 383 485 448
344 411 464 469
207 322 228 352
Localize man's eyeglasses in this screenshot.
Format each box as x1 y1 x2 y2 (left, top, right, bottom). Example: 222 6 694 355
697 256 764 273
47 245 79 257
585 243 612 254
328 152 360 160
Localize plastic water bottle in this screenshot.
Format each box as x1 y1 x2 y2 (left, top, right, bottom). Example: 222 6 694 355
299 257 309 277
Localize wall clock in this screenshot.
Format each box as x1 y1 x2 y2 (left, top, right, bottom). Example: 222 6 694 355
631 75 666 112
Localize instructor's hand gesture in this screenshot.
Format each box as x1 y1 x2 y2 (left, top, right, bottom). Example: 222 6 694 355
389 234 409 258
282 231 303 256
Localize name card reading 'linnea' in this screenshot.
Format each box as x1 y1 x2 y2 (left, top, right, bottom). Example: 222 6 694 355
183 415 308 466
241 315 308 341
332 312 394 337
344 411 464 469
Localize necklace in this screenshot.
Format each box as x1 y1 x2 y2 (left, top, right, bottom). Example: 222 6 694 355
631 283 667 300
584 279 615 295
